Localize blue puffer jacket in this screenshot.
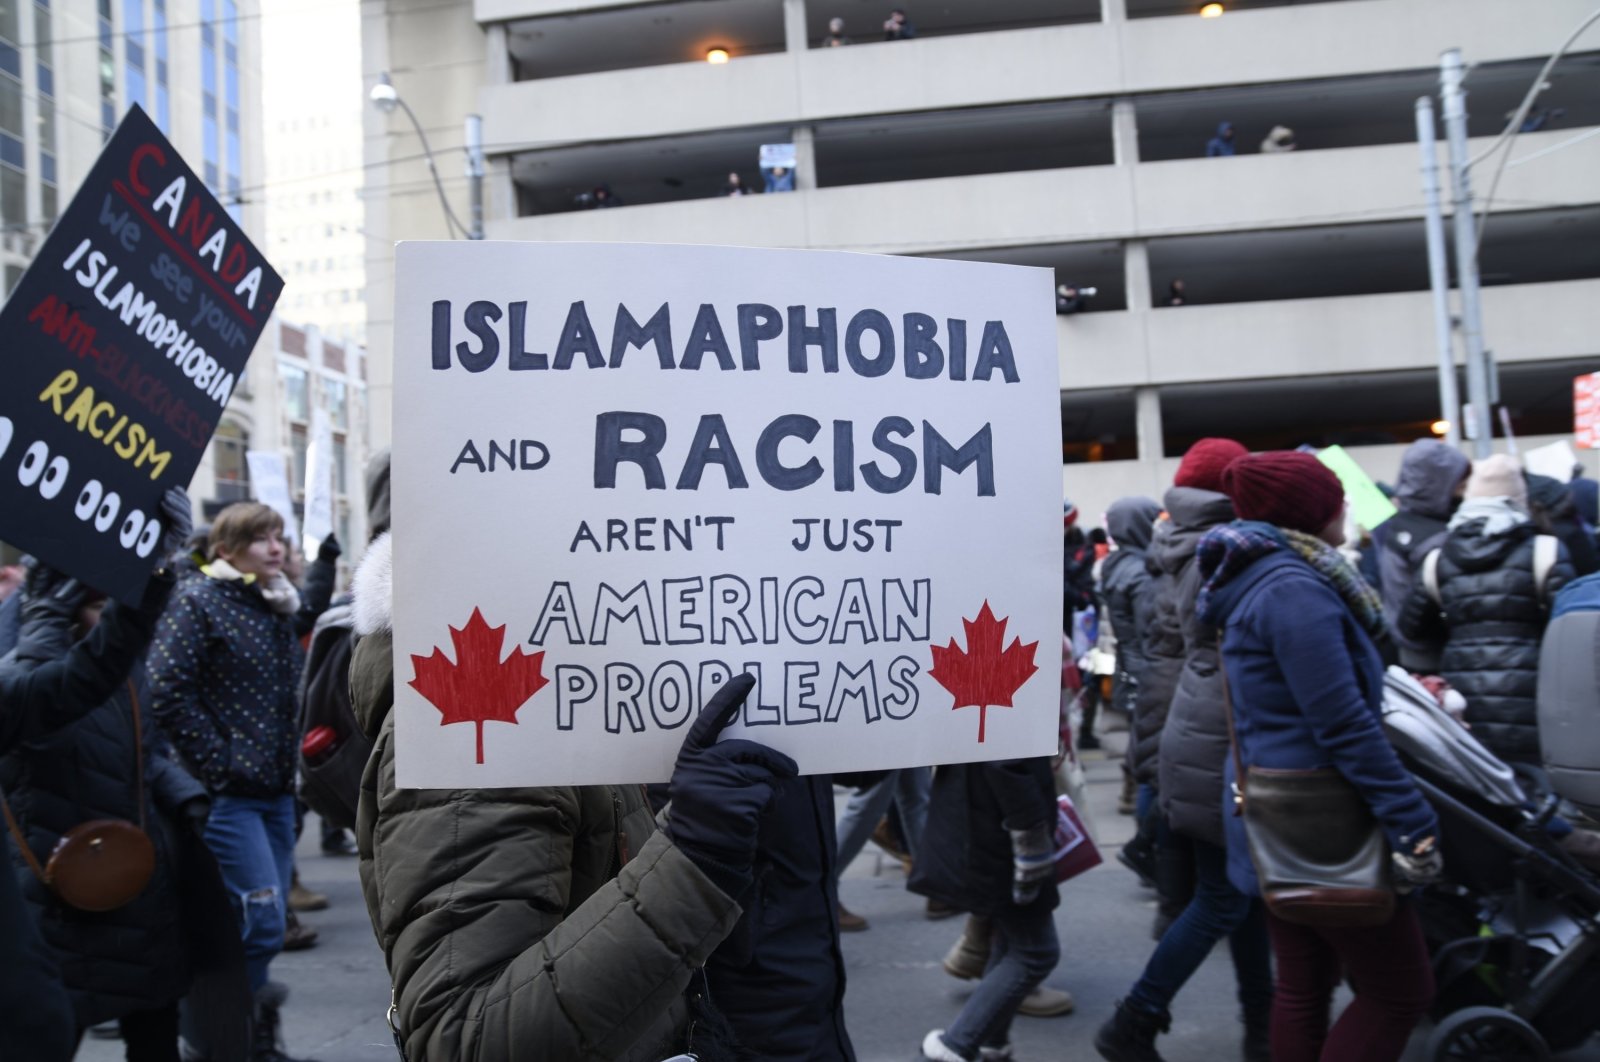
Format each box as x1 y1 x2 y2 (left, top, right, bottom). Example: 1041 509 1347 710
148 569 305 798
1197 530 1438 896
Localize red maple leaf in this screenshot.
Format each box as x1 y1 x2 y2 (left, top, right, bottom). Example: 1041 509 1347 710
928 601 1039 743
408 608 549 765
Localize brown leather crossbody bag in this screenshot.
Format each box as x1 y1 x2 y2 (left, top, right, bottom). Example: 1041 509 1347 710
1220 645 1395 928
2 680 156 912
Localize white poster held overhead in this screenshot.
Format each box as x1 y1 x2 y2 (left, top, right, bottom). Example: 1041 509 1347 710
391 242 1063 789
245 450 298 546
302 409 335 548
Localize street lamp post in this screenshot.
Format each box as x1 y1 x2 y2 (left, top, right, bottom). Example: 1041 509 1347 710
370 72 484 240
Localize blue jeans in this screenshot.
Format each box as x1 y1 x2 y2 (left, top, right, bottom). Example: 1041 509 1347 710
835 767 931 868
205 794 297 992
942 902 1060 1056
1127 833 1272 1018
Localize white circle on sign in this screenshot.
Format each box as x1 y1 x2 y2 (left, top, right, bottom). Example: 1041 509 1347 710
18 441 48 487
40 456 69 500
0 417 12 461
95 491 121 533
136 517 161 558
76 479 104 520
120 509 145 549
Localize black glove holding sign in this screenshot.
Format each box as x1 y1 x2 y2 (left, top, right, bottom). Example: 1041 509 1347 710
666 674 798 900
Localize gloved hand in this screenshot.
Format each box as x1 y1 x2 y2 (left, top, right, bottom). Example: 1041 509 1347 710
180 796 212 838
666 674 798 899
317 534 342 563
1391 836 1442 894
158 487 194 563
20 560 86 623
1009 820 1055 906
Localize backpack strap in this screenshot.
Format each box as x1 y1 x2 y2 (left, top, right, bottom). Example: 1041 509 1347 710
1421 548 1443 607
1532 535 1560 608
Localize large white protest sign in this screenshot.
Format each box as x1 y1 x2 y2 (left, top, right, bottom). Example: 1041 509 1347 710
302 409 335 547
391 242 1063 788
245 450 298 546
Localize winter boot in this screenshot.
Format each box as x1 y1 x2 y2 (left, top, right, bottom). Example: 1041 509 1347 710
1117 771 1137 815
1093 1000 1170 1062
1241 1007 1271 1062
942 915 992 980
1018 985 1076 1017
1117 821 1157 888
253 983 320 1062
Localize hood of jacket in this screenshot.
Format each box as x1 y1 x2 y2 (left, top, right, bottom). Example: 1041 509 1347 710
1215 121 1234 138
350 532 394 739
1395 440 1470 520
1106 496 1162 553
1152 486 1235 576
1443 512 1536 573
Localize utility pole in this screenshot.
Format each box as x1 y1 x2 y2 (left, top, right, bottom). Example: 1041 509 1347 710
1415 96 1460 445
465 114 486 240
1440 49 1493 458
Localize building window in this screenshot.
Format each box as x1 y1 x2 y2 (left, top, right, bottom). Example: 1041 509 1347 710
212 420 251 502
324 377 348 430
98 0 114 138
290 426 308 492
282 364 309 422
37 2 57 222
0 3 20 228
123 0 146 113
201 0 219 189
153 0 169 131
332 435 348 493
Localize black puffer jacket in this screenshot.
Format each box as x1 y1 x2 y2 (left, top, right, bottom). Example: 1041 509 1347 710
1400 512 1574 763
1 599 206 1027
1155 487 1238 845
1131 518 1184 785
909 757 1058 917
1377 440 1470 669
0 570 174 1062
702 774 853 1061
149 569 305 797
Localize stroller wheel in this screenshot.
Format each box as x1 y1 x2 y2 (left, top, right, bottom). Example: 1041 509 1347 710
1427 1006 1551 1062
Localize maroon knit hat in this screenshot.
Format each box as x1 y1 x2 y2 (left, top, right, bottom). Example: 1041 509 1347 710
1221 451 1345 535
1174 438 1248 492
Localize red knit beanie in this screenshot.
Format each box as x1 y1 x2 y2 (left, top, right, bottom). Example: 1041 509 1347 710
1174 438 1248 492
1221 451 1345 535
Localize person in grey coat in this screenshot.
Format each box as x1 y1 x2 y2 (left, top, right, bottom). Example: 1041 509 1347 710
1101 497 1164 722
1376 439 1470 670
1098 440 1272 1062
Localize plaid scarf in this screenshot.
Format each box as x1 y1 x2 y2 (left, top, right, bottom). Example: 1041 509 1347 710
1198 521 1392 646
1279 528 1391 644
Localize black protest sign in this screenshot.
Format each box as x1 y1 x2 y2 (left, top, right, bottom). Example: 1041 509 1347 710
0 106 282 605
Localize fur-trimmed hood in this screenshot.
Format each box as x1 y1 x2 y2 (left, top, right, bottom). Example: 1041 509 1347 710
352 532 392 636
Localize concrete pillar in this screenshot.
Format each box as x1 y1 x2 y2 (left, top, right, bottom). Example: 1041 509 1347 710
784 0 809 53
792 125 818 191
1102 0 1128 22
1123 238 1152 311
1136 387 1164 463
484 23 512 86
1112 98 1139 167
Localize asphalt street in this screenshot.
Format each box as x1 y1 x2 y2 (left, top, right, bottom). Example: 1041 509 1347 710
77 725 1600 1061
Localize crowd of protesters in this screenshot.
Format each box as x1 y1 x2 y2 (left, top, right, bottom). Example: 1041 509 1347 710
3 427 1599 1062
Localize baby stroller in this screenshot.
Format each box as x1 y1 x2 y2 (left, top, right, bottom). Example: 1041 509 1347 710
1382 669 1600 1061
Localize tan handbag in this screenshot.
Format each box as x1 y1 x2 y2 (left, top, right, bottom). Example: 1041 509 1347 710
1221 646 1396 928
2 680 156 912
